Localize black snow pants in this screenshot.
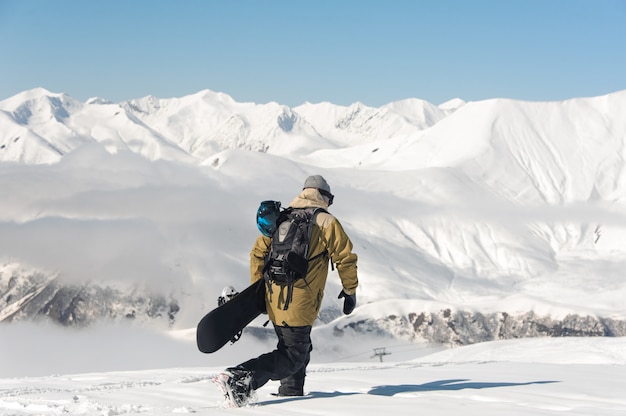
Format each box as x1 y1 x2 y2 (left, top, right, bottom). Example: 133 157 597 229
239 324 312 395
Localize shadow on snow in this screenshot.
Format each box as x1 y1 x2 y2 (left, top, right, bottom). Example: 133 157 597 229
368 379 560 396
258 379 560 405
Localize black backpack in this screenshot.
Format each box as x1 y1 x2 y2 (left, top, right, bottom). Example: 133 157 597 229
261 206 327 310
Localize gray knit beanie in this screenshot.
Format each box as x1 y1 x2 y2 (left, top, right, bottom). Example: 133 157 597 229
303 175 331 194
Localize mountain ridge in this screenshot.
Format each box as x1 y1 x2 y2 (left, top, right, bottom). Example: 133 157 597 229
0 87 465 164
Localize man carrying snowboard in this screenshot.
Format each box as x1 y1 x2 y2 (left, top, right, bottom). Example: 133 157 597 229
214 175 359 407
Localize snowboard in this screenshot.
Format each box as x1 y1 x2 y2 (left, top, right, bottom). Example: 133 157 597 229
196 278 266 353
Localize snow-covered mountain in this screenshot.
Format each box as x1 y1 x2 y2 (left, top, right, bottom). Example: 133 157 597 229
0 88 459 164
1 87 626 345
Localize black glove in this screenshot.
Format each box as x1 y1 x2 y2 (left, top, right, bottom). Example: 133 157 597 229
338 290 356 315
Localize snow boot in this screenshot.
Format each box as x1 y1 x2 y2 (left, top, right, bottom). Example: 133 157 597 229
213 367 255 407
276 384 304 397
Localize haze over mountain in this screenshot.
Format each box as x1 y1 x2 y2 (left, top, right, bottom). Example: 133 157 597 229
1 87 626 345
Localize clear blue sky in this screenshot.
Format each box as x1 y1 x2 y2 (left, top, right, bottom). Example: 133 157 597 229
1 0 625 106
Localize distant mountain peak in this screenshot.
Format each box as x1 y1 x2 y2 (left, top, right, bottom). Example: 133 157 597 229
3 89 81 125
438 98 466 110
86 97 113 105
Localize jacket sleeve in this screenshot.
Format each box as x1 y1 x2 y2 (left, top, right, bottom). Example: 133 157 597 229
249 234 271 284
323 217 358 295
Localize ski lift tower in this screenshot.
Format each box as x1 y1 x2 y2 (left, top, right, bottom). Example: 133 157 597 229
371 347 391 362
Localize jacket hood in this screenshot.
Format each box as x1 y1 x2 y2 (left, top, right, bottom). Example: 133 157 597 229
289 188 328 210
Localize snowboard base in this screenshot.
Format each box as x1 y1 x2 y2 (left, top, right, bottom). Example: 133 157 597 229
196 279 266 353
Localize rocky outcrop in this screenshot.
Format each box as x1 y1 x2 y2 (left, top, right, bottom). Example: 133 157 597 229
333 309 626 345
1 271 178 327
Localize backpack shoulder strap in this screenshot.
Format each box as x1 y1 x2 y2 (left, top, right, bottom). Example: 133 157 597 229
306 207 329 262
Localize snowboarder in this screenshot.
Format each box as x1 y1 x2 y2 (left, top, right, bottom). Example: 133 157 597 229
214 175 358 407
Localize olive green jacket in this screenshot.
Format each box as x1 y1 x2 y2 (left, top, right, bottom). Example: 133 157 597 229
250 188 358 326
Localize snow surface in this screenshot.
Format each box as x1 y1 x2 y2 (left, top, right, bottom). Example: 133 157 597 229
1 88 626 413
1 337 625 415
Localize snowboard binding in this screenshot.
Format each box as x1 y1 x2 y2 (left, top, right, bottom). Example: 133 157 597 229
218 286 239 306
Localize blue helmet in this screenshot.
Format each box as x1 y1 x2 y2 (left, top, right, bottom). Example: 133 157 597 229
256 200 281 237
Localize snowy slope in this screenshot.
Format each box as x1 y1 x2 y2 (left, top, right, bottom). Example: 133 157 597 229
0 337 624 415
